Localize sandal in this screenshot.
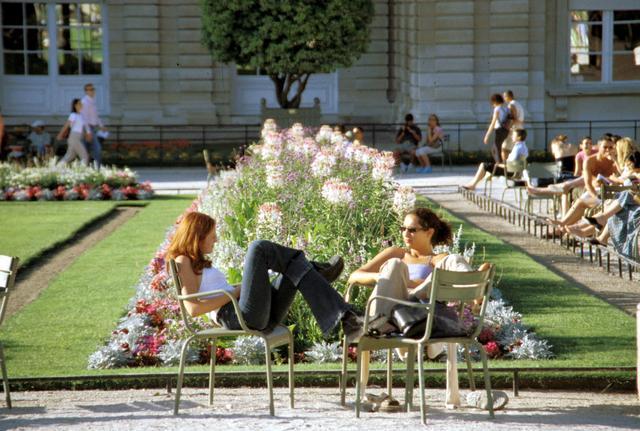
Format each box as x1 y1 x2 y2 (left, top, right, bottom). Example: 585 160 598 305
584 216 603 230
466 390 509 411
378 396 403 413
589 238 606 246
365 392 388 404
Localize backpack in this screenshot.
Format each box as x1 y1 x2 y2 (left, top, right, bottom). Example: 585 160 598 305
497 105 512 130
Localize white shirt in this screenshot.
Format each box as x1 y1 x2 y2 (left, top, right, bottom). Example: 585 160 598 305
493 105 509 130
508 100 525 128
198 266 235 322
81 94 102 127
507 140 529 162
68 113 87 134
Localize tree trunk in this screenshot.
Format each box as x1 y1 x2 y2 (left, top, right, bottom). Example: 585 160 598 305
270 73 313 109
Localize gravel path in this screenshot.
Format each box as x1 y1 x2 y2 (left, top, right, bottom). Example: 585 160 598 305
1 388 638 430
424 191 640 316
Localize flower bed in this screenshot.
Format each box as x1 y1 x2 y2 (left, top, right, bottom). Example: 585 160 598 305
88 121 551 369
0 161 153 201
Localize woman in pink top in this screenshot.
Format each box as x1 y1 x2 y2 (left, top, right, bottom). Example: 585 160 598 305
574 136 594 177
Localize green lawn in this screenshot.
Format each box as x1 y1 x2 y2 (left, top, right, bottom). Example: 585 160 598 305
0 201 117 267
1 196 194 377
0 194 636 378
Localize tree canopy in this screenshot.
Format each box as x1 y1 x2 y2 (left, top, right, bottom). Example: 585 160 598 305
201 0 374 108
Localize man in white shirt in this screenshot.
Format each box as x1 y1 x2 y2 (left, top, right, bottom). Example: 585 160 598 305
463 128 529 191
501 90 525 162
80 83 106 168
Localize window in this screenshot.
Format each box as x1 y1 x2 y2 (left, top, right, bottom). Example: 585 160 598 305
2 2 48 74
1 1 103 76
570 8 640 84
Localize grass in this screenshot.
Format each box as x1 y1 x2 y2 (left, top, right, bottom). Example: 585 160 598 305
0 201 118 267
0 196 195 378
0 194 636 381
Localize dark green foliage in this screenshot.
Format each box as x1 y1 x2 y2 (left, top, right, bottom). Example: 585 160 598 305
200 0 374 108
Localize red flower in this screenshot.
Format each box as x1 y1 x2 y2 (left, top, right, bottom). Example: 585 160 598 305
347 346 358 362
215 347 234 364
483 341 502 359
478 328 495 344
53 185 66 200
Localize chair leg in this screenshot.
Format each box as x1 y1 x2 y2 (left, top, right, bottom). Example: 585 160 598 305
174 336 195 415
478 344 495 419
405 345 415 412
355 348 363 418
386 349 393 398
0 346 11 409
209 338 216 406
264 341 275 416
288 333 295 409
464 345 476 391
417 345 426 425
340 337 349 406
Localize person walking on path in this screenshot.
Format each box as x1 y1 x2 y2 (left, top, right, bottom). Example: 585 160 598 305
57 99 90 166
483 94 511 163
81 83 106 168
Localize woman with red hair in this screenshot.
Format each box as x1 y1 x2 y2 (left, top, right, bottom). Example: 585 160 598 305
166 212 363 340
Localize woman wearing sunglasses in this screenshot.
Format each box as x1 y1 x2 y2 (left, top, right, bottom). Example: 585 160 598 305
347 207 490 411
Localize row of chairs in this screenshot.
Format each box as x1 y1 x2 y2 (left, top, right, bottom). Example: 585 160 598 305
170 259 497 425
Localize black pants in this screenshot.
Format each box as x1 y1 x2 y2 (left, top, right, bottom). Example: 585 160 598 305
493 127 509 163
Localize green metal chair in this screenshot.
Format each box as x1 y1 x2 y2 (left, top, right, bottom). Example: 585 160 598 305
0 255 19 408
523 162 561 218
169 259 294 416
500 160 528 207
343 265 496 425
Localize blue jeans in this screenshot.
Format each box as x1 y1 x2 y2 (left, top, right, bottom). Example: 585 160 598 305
217 240 349 335
83 125 102 168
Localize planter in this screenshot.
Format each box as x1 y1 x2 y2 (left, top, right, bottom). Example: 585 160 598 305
260 97 322 128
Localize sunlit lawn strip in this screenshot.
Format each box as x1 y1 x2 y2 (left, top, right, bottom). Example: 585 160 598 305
0 201 117 267
0 196 194 377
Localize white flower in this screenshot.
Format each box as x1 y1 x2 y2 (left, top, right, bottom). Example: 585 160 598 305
260 131 284 159
265 160 284 188
372 151 396 180
321 178 353 205
261 118 278 138
392 185 416 215
306 341 341 363
315 125 333 143
257 202 283 234
311 151 337 178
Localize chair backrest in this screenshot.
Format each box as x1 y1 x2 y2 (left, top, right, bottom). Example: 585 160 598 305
525 162 559 180
600 183 636 201
0 255 19 328
505 160 527 179
202 149 216 175
420 264 495 343
168 259 199 335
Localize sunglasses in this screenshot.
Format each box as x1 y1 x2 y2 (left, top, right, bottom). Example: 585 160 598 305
400 226 426 234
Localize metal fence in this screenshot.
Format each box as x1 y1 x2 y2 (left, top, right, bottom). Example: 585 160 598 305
5 119 640 160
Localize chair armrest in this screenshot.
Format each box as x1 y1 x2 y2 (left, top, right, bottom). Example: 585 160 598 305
344 281 374 302
178 289 252 332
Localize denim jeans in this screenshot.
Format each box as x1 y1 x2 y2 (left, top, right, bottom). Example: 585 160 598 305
83 125 102 168
217 240 349 335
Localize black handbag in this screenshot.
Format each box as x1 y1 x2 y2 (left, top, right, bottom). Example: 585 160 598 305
390 301 470 339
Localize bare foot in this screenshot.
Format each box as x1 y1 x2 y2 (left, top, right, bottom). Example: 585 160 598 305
546 218 563 226
566 224 594 238
462 184 475 191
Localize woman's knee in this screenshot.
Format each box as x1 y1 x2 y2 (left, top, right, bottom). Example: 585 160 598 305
247 239 272 256
380 257 405 274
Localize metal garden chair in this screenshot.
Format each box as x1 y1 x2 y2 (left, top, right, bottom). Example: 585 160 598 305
168 259 294 416
341 264 496 425
523 162 561 218
0 255 19 408
500 160 528 207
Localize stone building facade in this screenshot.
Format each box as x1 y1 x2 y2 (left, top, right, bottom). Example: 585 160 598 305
1 0 639 148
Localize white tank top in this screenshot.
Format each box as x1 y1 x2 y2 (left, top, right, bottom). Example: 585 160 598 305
198 266 235 322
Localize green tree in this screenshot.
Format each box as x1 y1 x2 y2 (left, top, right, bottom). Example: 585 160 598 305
201 0 374 109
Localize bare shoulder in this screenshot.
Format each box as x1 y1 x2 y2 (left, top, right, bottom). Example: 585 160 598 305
381 246 406 259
